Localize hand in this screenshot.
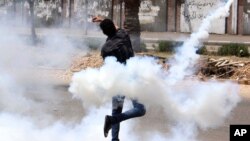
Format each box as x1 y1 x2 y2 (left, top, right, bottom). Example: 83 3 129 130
92 16 103 23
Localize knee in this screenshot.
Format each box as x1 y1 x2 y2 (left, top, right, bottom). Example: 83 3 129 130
141 107 146 116
112 106 123 115
133 100 146 116
137 106 146 116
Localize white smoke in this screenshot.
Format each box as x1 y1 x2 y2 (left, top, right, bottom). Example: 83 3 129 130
0 0 241 141
168 0 234 82
69 0 240 140
0 104 142 141
0 11 89 125
69 56 240 132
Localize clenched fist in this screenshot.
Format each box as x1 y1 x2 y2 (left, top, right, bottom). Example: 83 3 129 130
92 16 104 22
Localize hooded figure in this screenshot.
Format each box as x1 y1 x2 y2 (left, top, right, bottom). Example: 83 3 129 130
92 17 146 141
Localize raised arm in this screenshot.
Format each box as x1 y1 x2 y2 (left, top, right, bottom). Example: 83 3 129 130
92 16 104 23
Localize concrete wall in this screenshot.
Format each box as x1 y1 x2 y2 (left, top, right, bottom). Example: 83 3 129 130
243 0 250 34
67 0 250 35
226 0 237 35
166 0 246 35
238 0 244 34
2 0 249 35
167 0 176 32
180 0 226 34
139 0 167 32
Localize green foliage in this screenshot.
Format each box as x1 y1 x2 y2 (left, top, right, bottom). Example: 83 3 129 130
158 41 183 52
140 42 147 52
196 46 208 55
218 43 249 57
158 41 171 52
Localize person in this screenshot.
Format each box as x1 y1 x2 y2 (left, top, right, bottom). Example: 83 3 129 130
92 16 146 141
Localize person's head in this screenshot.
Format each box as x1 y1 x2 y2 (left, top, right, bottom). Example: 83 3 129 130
100 19 117 37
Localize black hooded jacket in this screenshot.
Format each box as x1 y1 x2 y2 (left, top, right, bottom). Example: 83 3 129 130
101 29 134 64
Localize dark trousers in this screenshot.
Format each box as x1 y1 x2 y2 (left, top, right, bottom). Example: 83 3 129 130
111 95 146 141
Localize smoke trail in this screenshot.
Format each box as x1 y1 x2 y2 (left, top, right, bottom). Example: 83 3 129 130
167 0 234 82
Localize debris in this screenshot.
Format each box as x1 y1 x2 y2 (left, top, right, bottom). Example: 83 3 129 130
56 52 250 82
200 57 250 80
60 52 103 81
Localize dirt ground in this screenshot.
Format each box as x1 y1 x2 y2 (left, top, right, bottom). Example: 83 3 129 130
59 51 249 98
239 85 250 99
28 51 249 141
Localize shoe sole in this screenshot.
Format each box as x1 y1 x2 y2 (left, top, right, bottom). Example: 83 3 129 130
104 116 109 137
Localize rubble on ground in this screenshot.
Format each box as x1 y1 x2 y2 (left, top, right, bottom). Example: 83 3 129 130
61 52 249 82
60 52 103 81
70 52 103 72
199 57 250 80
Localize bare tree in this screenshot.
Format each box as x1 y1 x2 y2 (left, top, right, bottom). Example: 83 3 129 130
27 0 37 44
124 0 141 52
83 0 88 34
13 0 16 16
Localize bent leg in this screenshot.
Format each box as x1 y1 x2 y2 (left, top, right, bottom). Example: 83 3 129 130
112 95 125 141
111 99 146 125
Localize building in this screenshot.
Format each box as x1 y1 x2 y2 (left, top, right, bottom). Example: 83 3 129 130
1 0 250 35
79 0 250 35
166 0 250 35
136 0 249 35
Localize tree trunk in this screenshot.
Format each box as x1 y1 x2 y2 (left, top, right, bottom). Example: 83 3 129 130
69 0 72 27
28 0 37 44
83 0 88 34
61 0 64 25
111 0 114 19
124 0 141 52
13 0 16 17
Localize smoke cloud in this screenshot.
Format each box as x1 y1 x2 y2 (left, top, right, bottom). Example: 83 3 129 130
0 0 241 141
0 8 89 127
69 56 240 132
69 0 240 140
168 0 234 82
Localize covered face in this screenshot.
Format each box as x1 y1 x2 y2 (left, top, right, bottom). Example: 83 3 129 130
100 19 117 37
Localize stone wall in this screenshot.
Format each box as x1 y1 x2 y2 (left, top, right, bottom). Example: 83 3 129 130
180 0 226 34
